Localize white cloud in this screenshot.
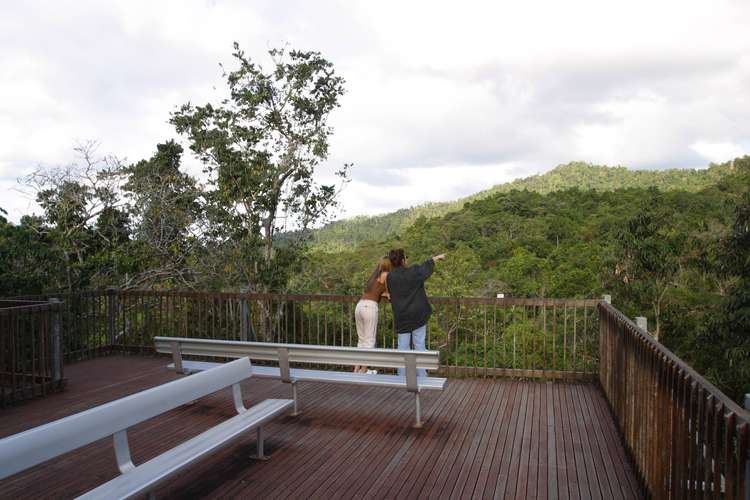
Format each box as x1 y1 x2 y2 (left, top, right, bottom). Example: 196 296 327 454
1 0 750 222
335 162 524 218
690 141 746 164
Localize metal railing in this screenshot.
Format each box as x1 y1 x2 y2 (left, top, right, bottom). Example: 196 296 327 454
0 300 63 406
4 289 749 498
8 291 116 362
103 291 599 379
598 301 750 499
7 290 599 379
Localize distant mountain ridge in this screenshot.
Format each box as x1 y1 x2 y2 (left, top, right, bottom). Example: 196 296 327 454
312 161 732 250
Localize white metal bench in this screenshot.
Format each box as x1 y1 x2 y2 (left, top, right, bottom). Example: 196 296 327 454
0 357 293 499
154 336 447 427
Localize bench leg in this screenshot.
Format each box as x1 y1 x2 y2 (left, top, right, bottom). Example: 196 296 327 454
290 382 301 416
250 427 270 461
414 392 423 429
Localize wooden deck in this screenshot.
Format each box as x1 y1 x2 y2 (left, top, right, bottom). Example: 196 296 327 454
0 355 642 499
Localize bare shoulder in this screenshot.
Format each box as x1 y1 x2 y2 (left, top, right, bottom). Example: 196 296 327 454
378 271 389 284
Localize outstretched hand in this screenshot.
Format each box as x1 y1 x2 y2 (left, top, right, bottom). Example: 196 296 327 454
433 254 446 262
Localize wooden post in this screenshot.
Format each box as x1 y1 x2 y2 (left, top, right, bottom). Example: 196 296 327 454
48 298 62 383
240 289 249 342
745 395 750 500
107 288 116 348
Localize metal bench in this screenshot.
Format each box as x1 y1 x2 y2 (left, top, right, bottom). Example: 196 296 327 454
0 357 293 499
154 336 447 428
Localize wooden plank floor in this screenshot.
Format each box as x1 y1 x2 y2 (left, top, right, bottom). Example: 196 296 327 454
0 355 642 499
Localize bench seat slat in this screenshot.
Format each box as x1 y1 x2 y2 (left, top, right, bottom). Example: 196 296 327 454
168 361 448 391
77 399 293 500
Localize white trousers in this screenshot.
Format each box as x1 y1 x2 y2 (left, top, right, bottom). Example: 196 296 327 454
355 299 378 348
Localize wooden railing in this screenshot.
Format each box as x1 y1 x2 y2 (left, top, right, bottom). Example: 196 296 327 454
106 291 599 379
8 290 599 379
0 300 64 406
4 289 749 498
599 301 750 500
6 291 115 362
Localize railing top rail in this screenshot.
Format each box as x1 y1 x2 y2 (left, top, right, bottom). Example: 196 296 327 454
0 299 49 308
599 301 750 421
0 291 109 301
0 301 63 315
114 289 600 306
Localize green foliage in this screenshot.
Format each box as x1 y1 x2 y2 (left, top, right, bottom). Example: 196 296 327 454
311 161 733 250
612 192 687 340
18 142 123 291
289 157 748 402
119 140 203 288
0 213 59 295
170 43 349 292
692 157 750 402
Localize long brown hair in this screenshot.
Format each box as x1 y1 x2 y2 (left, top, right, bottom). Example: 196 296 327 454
365 256 392 291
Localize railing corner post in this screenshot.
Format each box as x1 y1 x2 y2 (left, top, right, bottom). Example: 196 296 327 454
745 394 750 500
240 288 249 341
106 287 117 348
745 392 750 500
48 298 62 383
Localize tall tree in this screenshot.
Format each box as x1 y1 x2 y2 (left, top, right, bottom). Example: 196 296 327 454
171 43 349 292
612 192 686 341
0 210 60 295
697 156 750 401
20 141 122 291
120 140 203 288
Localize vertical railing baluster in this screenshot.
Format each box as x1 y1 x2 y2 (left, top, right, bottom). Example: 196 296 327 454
563 304 568 370
316 299 320 347
351 299 356 348
724 413 736 500
737 423 747 500
472 302 477 376
340 301 344 347
482 304 487 378
555 302 561 372
458 300 463 374
573 305 578 372
492 301 497 378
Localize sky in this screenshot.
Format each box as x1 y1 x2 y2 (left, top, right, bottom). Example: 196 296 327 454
1 0 749 223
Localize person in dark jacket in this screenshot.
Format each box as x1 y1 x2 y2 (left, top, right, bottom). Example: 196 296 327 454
386 248 445 377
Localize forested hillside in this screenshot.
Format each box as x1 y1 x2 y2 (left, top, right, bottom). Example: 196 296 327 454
312 161 732 249
292 158 750 401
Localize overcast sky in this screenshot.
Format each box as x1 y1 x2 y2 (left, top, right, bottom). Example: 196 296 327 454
1 0 749 223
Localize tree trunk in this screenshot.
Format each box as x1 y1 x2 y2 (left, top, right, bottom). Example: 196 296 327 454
258 205 277 341
63 250 73 292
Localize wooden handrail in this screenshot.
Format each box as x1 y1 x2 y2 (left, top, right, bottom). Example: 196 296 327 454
599 301 750 419
598 301 750 499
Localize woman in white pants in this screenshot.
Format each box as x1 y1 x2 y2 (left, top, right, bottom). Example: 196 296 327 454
354 256 392 373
